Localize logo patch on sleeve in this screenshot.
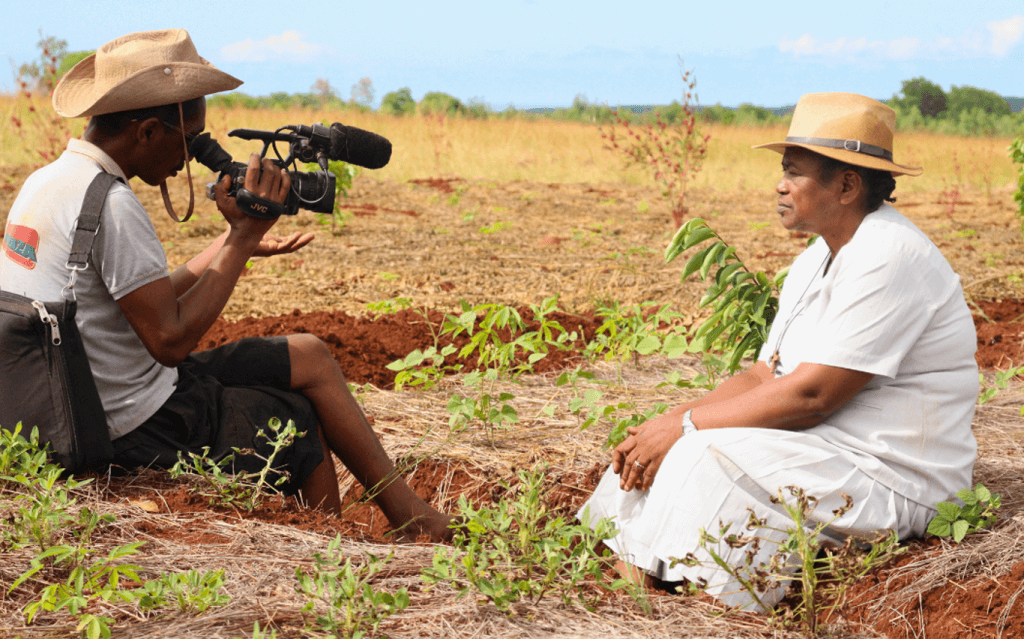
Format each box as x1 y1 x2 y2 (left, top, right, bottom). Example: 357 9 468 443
3 223 40 270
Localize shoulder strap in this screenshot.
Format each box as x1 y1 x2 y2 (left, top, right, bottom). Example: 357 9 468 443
62 172 123 301
67 172 122 271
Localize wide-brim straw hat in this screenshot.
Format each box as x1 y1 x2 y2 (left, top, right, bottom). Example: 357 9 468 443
754 92 922 177
53 29 241 118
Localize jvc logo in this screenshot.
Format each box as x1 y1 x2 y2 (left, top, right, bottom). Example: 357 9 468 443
252 203 268 213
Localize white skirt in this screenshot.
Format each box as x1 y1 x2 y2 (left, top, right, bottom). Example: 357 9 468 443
579 427 935 611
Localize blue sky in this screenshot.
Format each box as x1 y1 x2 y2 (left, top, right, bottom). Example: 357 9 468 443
3 1 1022 109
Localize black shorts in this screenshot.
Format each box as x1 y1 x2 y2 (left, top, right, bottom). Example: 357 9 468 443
111 336 324 495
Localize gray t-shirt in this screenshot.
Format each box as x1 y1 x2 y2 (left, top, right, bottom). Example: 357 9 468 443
1 139 178 438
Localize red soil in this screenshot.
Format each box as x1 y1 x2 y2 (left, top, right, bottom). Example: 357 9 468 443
153 299 1024 636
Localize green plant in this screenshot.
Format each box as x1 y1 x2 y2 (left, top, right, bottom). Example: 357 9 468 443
421 465 623 612
601 58 709 227
658 352 732 392
446 370 520 440
365 296 413 318
479 220 512 234
1 425 109 569
14 541 146 639
0 423 56 487
676 487 904 633
927 484 1001 542
296 538 409 639
978 364 1024 404
168 417 302 511
1011 135 1024 238
553 366 670 448
665 218 787 373
134 569 231 614
387 344 459 390
442 302 540 376
304 159 357 235
584 301 686 368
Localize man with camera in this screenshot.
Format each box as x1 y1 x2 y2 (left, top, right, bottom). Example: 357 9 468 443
0 29 452 541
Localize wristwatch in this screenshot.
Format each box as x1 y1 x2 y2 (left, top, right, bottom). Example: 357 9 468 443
681 409 698 436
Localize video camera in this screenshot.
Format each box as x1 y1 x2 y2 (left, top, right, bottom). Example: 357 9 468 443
188 122 392 219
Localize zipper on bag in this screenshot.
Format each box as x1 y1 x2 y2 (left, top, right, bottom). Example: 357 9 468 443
31 300 61 345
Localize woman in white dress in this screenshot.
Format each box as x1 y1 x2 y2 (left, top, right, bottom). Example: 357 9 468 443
580 93 979 610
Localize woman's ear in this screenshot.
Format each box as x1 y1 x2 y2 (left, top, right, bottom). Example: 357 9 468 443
839 169 865 206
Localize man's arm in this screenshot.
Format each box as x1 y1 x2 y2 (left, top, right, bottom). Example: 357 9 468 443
168 229 313 297
119 154 288 367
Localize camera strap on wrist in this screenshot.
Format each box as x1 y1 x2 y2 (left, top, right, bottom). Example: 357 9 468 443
160 102 195 224
235 188 286 219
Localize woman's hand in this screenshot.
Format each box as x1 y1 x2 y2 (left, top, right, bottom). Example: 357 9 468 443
612 412 685 492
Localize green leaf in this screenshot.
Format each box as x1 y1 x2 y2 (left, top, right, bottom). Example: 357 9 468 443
662 334 689 358
952 519 970 543
681 245 713 281
974 484 992 503
699 243 725 280
957 488 979 505
927 517 951 537
935 500 961 521
636 335 661 355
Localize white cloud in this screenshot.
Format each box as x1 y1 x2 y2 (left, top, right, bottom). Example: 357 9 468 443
220 31 328 63
988 15 1024 56
778 35 919 60
779 15 1024 61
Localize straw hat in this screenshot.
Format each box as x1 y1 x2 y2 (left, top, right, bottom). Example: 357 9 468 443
754 92 921 176
52 29 241 118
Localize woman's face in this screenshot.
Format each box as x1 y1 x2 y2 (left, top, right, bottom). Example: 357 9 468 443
775 148 843 235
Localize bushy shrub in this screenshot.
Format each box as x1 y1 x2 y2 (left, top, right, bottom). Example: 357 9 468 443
419 91 465 117
890 77 948 118
379 87 416 116
56 50 92 78
947 85 1011 118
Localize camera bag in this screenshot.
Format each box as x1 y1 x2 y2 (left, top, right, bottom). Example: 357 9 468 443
0 172 120 473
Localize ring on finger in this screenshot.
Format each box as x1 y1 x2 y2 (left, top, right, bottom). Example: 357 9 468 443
634 460 646 470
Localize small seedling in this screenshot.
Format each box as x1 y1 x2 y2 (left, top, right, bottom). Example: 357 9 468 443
927 484 1001 542
978 364 1024 404
675 486 904 633
296 539 409 638
168 417 302 512
421 465 623 612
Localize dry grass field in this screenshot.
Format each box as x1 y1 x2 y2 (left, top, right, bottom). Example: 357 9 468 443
1 99 1023 639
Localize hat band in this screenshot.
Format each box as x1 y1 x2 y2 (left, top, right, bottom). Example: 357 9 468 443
785 136 893 162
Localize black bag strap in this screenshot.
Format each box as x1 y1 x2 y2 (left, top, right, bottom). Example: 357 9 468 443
63 172 123 300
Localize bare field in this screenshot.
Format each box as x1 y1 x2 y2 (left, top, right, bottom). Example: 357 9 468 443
1 109 1024 639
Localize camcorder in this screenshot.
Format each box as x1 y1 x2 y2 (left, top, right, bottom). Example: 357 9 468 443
188 122 392 219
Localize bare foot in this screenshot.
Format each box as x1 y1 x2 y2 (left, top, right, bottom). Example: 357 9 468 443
388 512 458 543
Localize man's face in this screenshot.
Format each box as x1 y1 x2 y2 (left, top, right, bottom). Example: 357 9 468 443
775 147 842 235
136 100 207 187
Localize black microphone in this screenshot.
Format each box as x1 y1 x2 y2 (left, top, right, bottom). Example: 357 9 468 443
297 123 392 169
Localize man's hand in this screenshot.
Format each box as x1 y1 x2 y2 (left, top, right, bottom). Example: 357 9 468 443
611 412 686 492
214 152 291 244
253 231 315 257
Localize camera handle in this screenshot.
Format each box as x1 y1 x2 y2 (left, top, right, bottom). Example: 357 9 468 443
235 189 286 219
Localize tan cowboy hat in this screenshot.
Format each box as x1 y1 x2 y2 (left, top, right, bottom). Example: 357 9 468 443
754 92 922 176
52 29 241 118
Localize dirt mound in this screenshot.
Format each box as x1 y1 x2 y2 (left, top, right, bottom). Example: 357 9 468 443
841 544 1024 638
103 460 606 544
196 299 1024 389
197 306 605 388
974 299 1024 369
